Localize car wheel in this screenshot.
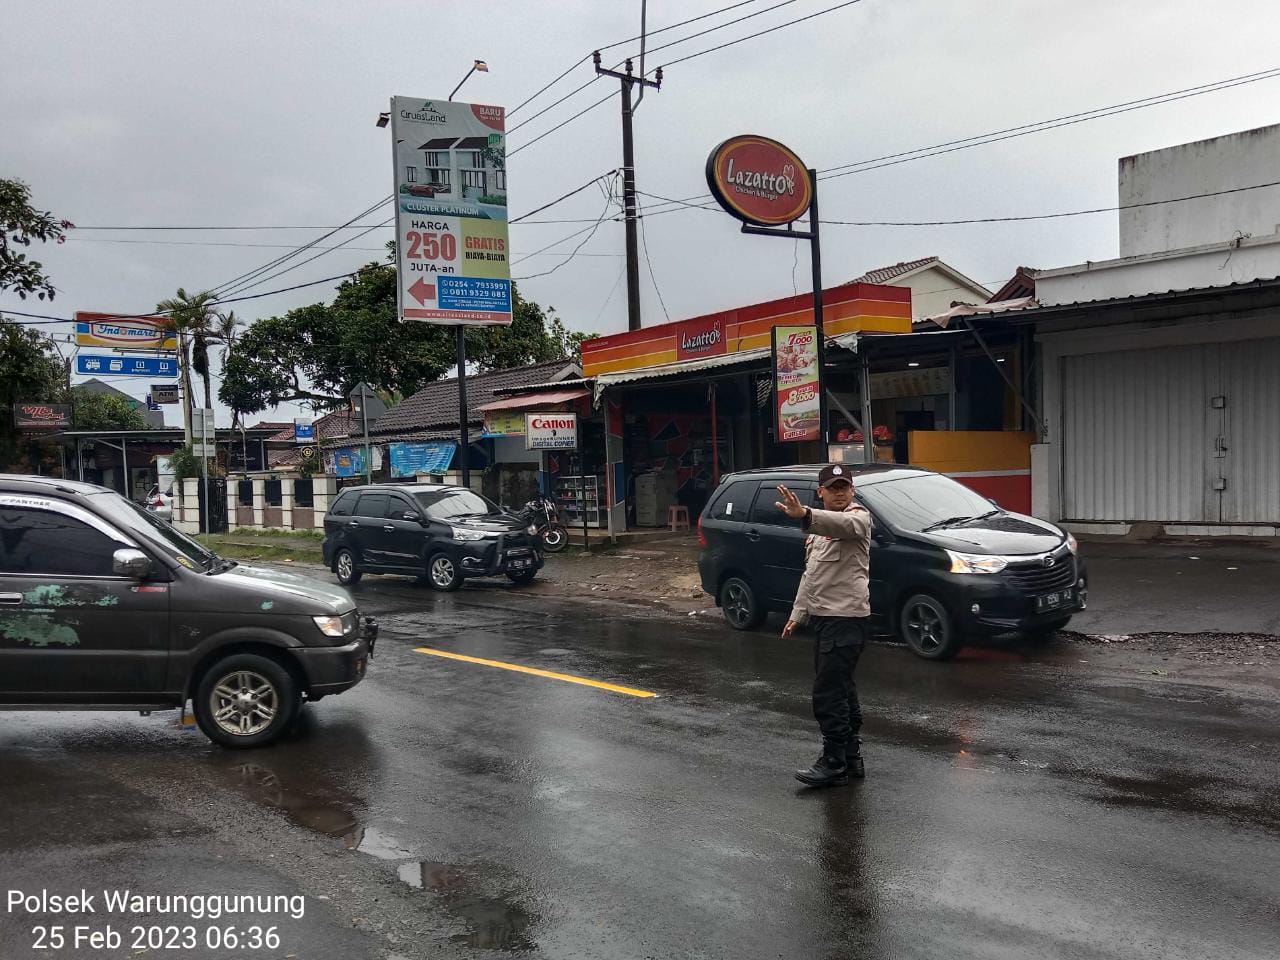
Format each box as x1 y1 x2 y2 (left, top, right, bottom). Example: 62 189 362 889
507 569 537 586
720 576 765 630
334 547 362 585
900 593 962 660
1024 616 1072 642
427 552 463 591
193 653 301 749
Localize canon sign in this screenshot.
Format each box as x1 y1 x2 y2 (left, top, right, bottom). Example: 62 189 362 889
526 412 579 451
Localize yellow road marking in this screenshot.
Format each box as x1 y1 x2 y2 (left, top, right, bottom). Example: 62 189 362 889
413 647 657 699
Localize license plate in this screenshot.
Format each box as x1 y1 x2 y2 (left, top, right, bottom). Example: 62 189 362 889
511 559 531 570
1035 588 1073 613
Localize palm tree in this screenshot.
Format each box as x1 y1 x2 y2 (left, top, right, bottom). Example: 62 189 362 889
155 288 217 441
213 311 245 460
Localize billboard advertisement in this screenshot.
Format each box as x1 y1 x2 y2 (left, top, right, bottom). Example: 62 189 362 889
526 413 578 450
389 97 511 326
13 403 71 429
772 325 821 443
76 353 179 377
75 312 178 351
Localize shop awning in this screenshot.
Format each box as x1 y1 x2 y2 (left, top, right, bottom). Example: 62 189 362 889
592 347 770 401
476 388 590 412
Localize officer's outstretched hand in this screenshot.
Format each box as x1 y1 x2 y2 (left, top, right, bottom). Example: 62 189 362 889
781 619 799 639
775 484 806 519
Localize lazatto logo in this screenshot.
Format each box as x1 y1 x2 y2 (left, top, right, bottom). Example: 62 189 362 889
680 318 722 354
785 384 818 406
530 417 575 430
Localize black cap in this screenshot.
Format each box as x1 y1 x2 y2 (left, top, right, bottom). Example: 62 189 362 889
818 464 854 488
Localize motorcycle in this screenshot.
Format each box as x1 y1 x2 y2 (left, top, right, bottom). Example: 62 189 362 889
516 494 569 553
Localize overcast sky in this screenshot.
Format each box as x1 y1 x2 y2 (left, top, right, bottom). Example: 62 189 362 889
5 0 1280 427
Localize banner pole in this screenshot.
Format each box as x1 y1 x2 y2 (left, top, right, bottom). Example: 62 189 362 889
808 168 828 463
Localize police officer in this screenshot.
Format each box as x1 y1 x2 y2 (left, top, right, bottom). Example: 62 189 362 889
776 464 872 787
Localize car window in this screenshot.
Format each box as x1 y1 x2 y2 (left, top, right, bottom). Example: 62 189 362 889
707 480 757 521
86 490 216 571
749 482 816 528
0 506 123 576
355 493 389 519
856 474 995 532
385 495 417 520
414 489 500 520
330 490 357 517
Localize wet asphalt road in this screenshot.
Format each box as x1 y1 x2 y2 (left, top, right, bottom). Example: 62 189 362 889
2 573 1279 960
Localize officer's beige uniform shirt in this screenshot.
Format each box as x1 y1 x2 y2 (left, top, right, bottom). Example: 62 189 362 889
788 503 873 623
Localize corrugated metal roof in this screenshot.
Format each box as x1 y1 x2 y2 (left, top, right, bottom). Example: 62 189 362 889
476 388 589 411
845 256 938 285
593 348 769 401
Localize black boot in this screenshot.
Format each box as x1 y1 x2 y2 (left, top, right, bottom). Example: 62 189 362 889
846 737 865 779
795 753 849 788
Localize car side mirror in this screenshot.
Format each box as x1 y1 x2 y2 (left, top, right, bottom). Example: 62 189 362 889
404 512 425 524
112 548 153 580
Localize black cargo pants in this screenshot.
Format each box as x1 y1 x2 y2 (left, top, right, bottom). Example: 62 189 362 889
811 616 868 764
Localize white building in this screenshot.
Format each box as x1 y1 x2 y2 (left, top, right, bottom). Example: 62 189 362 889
1024 122 1280 535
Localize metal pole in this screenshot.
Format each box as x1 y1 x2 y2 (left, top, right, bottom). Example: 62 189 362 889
620 76 642 332
202 413 210 533
76 437 83 481
860 348 875 464
122 436 130 501
361 384 371 484
710 382 719 485
808 168 828 462
948 345 958 431
456 326 470 488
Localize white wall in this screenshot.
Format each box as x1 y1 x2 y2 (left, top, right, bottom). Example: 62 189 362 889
1119 123 1280 257
899 265 991 319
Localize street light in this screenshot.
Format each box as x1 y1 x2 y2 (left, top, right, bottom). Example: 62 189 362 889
375 112 390 128
449 59 489 101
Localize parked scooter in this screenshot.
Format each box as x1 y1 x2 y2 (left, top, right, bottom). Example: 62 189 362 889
516 494 569 553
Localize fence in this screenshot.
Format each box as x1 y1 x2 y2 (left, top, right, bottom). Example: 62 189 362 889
174 474 338 534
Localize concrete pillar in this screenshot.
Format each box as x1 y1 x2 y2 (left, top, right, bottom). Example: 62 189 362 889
280 476 295 529
252 477 266 528
312 475 337 528
179 478 201 534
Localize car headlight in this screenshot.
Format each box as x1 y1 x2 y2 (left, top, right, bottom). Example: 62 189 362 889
1066 532 1079 554
450 527 492 542
526 524 539 535
946 550 1008 574
313 615 349 637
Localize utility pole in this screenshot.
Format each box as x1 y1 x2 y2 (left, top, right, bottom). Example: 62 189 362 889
593 52 661 332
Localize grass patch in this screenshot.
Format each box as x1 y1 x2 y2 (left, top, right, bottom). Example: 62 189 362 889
198 535 325 564
226 526 325 540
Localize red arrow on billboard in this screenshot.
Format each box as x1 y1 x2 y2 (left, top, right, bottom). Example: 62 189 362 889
408 278 435 305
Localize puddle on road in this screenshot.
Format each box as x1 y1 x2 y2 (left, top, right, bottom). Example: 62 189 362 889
398 860 537 952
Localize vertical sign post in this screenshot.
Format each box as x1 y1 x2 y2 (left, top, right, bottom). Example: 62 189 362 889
388 96 512 489
705 136 828 459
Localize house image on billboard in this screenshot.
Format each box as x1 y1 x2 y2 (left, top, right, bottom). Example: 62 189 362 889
402 136 507 205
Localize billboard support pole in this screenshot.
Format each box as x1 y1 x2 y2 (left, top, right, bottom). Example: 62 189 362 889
807 168 828 462
456 327 470 489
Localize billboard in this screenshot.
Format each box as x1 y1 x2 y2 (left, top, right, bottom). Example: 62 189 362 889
526 413 577 450
151 384 180 404
14 403 71 429
706 135 812 228
294 418 315 444
75 312 178 351
389 96 511 326
772 325 821 443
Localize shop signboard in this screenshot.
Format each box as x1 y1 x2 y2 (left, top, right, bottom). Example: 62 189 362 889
13 403 71 429
482 410 526 437
76 353 178 377
332 447 367 478
151 384 180 404
675 314 727 361
705 135 812 228
389 441 456 478
294 418 315 444
772 325 821 443
389 96 511 326
526 413 578 451
74 312 178 351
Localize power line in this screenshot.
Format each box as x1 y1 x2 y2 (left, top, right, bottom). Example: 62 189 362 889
657 0 863 70
636 198 671 322
219 216 394 298
509 170 619 223
512 181 619 279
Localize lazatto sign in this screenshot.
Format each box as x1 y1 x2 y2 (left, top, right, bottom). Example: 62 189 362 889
705 135 812 227
676 315 726 361
525 413 578 451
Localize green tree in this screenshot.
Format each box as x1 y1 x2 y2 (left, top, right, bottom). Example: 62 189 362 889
466 288 592 372
0 320 67 468
70 387 147 431
1 178 73 301
156 287 219 435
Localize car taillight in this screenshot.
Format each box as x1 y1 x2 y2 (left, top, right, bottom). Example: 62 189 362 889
697 515 707 548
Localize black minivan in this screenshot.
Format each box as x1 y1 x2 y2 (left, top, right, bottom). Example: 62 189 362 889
697 464 1086 659
322 483 543 590
0 475 375 747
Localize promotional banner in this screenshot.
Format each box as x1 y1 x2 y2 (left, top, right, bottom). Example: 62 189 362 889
332 447 367 478
389 441 456 477
76 353 178 377
75 312 178 351
772 325 821 443
526 413 578 450
390 96 511 326
13 403 71 429
482 410 526 437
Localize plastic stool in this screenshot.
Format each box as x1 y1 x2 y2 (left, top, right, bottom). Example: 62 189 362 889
668 505 691 532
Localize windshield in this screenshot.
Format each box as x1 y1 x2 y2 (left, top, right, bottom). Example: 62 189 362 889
414 488 501 521
857 474 997 533
88 489 219 570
